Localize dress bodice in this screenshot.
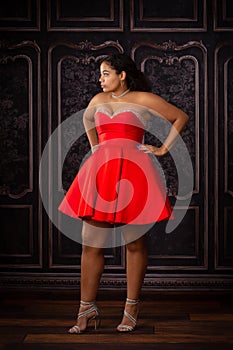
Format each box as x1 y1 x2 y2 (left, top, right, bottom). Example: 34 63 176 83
94 110 146 144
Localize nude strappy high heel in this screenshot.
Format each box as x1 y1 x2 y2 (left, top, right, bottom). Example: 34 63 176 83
117 298 139 332
68 300 101 334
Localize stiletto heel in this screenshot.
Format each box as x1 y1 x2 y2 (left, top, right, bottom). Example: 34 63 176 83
117 298 139 332
94 315 101 330
68 300 101 334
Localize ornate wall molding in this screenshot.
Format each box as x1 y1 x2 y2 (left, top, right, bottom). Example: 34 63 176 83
0 41 41 199
223 57 233 196
0 273 233 290
0 53 33 198
131 41 208 271
0 205 33 259
130 0 207 32
147 207 208 270
132 40 207 196
47 0 123 31
0 40 41 198
0 205 42 268
0 0 40 31
0 40 42 269
213 0 233 31
214 43 233 270
47 41 124 269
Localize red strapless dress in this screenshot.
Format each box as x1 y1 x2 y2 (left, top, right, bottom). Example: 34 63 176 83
58 110 173 224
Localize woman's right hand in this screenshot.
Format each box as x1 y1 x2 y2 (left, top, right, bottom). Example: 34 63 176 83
137 144 168 157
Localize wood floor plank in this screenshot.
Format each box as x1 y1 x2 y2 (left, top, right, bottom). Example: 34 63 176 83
190 313 233 321
0 320 154 335
24 332 233 344
152 334 233 343
0 318 72 327
0 334 26 345
135 302 221 314
23 333 162 344
154 320 233 335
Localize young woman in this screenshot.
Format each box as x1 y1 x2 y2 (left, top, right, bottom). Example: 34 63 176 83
59 53 189 333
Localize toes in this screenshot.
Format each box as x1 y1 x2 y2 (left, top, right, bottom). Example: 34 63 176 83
68 325 81 334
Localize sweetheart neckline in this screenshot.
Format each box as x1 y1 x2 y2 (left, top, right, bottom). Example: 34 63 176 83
95 109 147 126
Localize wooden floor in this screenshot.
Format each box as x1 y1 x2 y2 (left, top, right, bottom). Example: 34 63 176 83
0 288 233 349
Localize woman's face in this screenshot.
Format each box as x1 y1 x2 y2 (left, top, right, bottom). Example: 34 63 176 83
99 61 123 93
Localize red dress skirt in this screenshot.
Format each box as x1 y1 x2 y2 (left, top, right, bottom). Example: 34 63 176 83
58 110 173 225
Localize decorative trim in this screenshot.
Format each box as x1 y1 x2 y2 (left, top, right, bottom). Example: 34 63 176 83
0 53 33 198
0 0 40 31
213 0 233 32
0 205 33 258
224 207 233 261
0 205 42 268
214 43 233 270
0 40 42 269
0 40 41 200
0 274 233 290
131 40 207 197
147 207 204 269
224 57 233 196
131 41 208 271
47 0 123 32
47 40 124 268
130 0 207 32
56 0 114 22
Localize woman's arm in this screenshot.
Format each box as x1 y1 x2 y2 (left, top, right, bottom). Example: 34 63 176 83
83 95 101 152
139 92 189 156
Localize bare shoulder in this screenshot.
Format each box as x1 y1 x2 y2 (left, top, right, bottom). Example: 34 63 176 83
85 92 110 120
129 91 164 107
131 91 189 123
88 92 109 107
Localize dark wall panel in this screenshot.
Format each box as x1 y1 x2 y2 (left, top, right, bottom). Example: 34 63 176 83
0 0 40 31
130 0 207 32
0 40 42 269
214 0 233 31
48 0 123 31
214 43 233 271
132 40 207 272
47 40 125 270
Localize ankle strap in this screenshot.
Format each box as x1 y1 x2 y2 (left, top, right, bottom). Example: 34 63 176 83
126 298 139 305
80 300 96 306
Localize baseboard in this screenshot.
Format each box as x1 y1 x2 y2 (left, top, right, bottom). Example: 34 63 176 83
0 273 233 291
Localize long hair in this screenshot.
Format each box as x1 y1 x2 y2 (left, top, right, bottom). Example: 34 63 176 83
100 53 151 92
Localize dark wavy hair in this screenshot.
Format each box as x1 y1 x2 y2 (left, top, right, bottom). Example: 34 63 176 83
100 53 151 92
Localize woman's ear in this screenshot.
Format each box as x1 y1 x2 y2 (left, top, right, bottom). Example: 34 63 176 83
120 71 126 81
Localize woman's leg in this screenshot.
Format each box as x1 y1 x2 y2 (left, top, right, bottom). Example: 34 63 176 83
80 219 114 300
126 234 148 301
118 226 148 330
70 220 113 332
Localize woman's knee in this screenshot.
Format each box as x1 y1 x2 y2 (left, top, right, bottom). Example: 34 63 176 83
82 244 103 256
126 236 147 253
126 241 138 253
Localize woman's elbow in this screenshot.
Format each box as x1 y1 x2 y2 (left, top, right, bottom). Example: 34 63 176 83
182 112 189 125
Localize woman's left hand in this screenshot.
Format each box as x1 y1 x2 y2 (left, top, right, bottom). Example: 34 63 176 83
137 144 168 157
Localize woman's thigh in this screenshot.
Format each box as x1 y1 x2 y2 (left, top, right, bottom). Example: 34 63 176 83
82 219 114 248
120 223 152 244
